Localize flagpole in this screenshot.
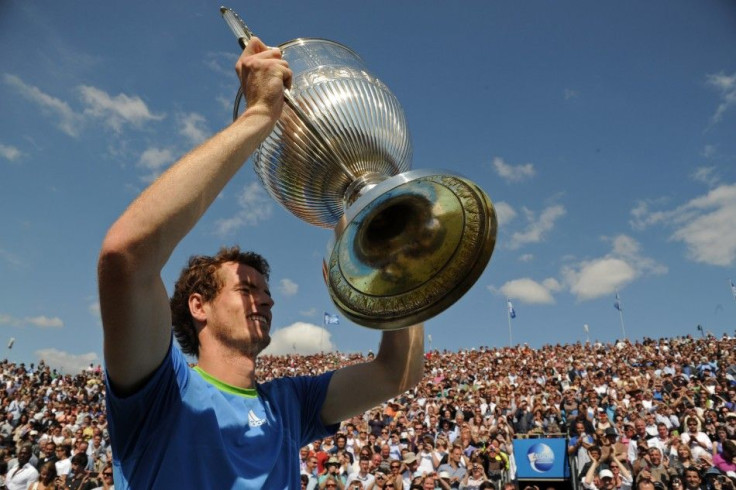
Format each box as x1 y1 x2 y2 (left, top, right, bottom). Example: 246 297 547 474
507 306 512 347
615 289 627 340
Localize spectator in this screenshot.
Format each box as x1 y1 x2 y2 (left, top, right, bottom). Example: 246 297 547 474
6 444 38 490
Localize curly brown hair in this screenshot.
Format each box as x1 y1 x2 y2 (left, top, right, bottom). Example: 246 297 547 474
170 246 270 357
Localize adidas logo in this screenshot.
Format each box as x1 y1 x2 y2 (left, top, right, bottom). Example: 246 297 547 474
248 409 266 427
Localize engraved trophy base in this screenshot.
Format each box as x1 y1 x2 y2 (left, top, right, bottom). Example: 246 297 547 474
325 169 497 329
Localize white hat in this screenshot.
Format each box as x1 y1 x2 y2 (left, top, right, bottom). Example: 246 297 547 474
599 469 614 479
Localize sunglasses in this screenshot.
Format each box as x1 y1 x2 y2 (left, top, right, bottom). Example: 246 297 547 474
103 472 113 477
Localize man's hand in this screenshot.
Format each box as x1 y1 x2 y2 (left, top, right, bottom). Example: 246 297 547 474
235 37 292 124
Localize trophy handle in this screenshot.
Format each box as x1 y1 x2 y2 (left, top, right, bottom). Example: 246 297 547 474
220 7 253 49
221 7 358 181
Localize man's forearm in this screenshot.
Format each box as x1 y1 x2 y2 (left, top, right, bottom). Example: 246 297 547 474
374 324 425 393
101 109 275 273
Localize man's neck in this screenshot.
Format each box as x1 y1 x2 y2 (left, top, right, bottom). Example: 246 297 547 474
197 345 257 389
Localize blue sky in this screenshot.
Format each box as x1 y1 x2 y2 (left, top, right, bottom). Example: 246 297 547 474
1 1 735 372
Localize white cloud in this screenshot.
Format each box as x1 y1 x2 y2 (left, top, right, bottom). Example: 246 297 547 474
80 85 164 132
25 316 63 328
518 254 534 262
564 89 579 100
491 277 562 304
34 348 99 374
692 166 720 188
4 74 84 137
137 147 175 182
261 322 335 355
214 182 274 235
508 204 566 249
278 278 299 297
491 157 536 182
0 314 63 328
494 201 517 227
706 71 736 125
631 183 736 266
0 143 22 162
299 307 318 317
562 235 666 301
4 74 164 137
178 112 209 145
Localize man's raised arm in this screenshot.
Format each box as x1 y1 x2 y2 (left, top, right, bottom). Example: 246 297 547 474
97 38 291 396
320 325 425 425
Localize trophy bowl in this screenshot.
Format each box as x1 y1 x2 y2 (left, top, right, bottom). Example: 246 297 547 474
225 14 497 330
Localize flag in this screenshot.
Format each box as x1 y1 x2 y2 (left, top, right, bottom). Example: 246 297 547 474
614 292 623 312
730 280 736 301
7 338 14 349
507 299 516 319
583 324 589 333
323 312 340 326
427 334 432 343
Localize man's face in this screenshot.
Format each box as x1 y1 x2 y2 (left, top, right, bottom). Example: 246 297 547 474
359 459 369 473
684 471 701 489
371 454 382 468
203 262 274 356
18 446 32 466
307 457 317 471
423 476 436 490
452 449 463 462
635 420 646 435
649 449 661 465
600 477 614 490
658 425 668 439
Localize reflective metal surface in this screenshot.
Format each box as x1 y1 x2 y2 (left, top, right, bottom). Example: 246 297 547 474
326 170 497 329
254 39 412 228
234 36 497 329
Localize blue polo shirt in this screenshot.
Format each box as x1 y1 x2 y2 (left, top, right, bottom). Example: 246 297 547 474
105 340 338 489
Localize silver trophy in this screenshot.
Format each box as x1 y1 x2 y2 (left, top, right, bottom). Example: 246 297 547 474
222 8 497 329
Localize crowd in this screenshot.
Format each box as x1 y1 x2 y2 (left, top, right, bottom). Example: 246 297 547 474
0 333 733 490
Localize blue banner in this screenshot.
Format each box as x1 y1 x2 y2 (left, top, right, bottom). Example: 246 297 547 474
513 438 569 480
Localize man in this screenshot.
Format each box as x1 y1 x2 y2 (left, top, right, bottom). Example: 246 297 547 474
635 447 669 488
401 452 420 488
347 456 375 487
582 467 616 490
318 456 346 488
628 419 650 464
97 37 424 488
682 467 704 490
63 453 98 490
302 455 320 490
570 420 595 474
437 445 467 488
5 445 38 490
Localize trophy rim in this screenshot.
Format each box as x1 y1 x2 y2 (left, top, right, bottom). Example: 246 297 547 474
279 37 364 62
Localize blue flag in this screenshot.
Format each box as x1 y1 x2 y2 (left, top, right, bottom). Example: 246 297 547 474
507 299 516 319
614 292 623 312
324 312 340 326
